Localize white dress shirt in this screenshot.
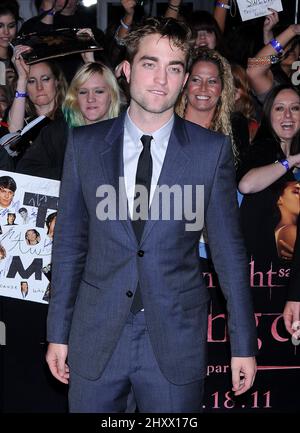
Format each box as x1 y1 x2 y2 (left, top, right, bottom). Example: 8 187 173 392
123 111 174 218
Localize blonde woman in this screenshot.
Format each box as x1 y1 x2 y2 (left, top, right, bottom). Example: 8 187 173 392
17 62 121 180
176 49 239 164
63 62 120 127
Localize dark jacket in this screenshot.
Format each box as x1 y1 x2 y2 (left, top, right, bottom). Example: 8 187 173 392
16 117 68 181
287 219 300 301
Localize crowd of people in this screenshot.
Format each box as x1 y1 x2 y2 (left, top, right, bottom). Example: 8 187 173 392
0 0 299 414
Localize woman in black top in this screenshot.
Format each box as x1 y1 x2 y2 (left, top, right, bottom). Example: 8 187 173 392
238 84 300 267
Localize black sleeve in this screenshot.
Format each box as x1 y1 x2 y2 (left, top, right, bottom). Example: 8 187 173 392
231 112 250 161
0 147 14 171
16 119 68 181
231 112 250 176
19 18 53 35
287 219 300 301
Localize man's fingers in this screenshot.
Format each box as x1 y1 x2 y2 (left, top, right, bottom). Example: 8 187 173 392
232 372 255 396
283 302 300 335
231 366 242 392
46 343 69 384
233 373 253 396
231 357 256 396
57 357 66 375
47 357 68 384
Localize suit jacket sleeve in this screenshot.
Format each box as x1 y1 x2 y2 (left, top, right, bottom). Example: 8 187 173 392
47 128 89 343
287 219 300 301
205 136 258 357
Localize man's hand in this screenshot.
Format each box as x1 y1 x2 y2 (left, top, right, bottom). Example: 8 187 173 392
46 342 69 384
283 301 300 335
231 356 256 396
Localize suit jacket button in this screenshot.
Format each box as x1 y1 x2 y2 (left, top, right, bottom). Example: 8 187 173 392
137 250 144 257
126 290 133 297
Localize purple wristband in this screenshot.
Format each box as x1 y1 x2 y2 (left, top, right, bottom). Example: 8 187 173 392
215 1 230 9
269 39 283 55
39 7 55 16
279 159 290 171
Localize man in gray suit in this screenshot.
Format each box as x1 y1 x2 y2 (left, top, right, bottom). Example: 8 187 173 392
46 17 257 412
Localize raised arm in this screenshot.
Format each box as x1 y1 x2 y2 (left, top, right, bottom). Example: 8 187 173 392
115 0 136 42
213 0 230 34
238 153 300 194
39 0 56 25
8 45 31 132
247 24 300 96
263 8 279 45
165 0 182 19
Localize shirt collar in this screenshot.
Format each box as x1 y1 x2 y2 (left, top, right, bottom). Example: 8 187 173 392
125 108 174 147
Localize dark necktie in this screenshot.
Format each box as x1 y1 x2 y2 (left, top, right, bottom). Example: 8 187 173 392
130 135 153 314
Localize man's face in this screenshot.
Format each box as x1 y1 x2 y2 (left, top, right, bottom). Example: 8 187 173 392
0 188 14 208
123 34 188 119
20 210 27 219
27 230 37 241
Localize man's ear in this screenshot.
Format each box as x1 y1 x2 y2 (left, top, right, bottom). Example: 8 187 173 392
122 60 131 84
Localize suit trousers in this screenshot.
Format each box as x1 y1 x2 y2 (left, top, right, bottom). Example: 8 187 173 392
69 311 204 413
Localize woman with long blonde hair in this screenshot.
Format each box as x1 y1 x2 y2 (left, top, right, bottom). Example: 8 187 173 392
176 49 238 163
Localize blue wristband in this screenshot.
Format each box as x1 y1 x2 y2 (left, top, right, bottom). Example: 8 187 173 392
279 159 290 171
15 91 28 98
215 1 230 9
269 38 283 56
120 18 130 31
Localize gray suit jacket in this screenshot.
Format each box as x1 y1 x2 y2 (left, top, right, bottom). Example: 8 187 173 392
47 114 257 385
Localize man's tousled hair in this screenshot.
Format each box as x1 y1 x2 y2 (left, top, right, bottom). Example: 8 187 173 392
125 17 193 70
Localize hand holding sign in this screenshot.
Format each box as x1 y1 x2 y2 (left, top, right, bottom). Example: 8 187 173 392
237 0 283 22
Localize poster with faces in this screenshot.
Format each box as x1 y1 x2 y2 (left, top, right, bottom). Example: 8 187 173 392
0 170 60 304
237 0 283 22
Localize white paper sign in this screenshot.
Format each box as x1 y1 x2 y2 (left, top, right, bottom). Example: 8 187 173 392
0 171 60 304
237 0 283 22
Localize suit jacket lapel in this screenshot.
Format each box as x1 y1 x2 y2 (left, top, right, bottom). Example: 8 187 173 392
141 115 191 244
98 114 137 244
